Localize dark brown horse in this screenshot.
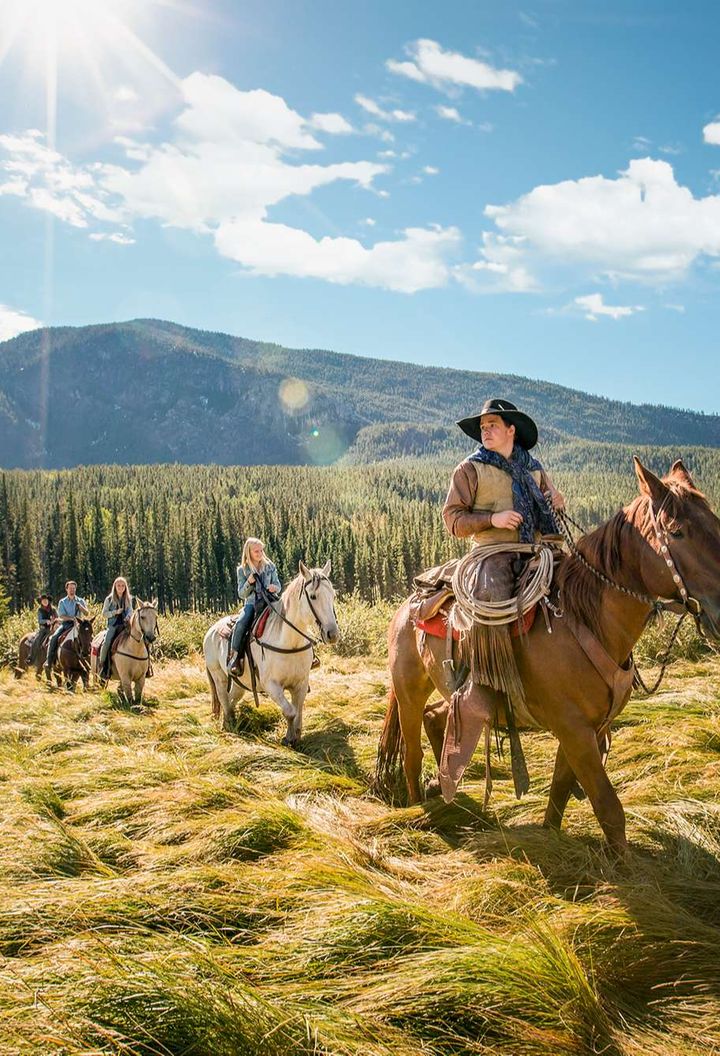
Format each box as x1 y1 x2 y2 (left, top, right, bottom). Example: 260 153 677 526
377 459 720 853
15 628 51 679
48 618 96 690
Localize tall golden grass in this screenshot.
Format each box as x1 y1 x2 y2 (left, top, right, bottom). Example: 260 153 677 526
0 630 718 1054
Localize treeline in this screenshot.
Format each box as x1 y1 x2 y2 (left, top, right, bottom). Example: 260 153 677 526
1 453 718 614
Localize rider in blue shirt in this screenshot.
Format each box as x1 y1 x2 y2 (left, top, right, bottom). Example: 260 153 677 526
45 580 88 678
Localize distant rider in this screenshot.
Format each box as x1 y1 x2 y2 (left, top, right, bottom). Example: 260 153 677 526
28 593 57 668
227 538 282 674
45 580 89 678
99 576 133 680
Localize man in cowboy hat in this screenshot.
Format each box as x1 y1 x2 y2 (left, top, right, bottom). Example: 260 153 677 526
443 398 564 543
437 398 565 801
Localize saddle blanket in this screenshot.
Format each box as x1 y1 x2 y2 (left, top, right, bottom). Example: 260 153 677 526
218 609 271 642
90 629 125 658
415 604 537 641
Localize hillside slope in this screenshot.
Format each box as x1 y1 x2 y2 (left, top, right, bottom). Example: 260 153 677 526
1 318 718 467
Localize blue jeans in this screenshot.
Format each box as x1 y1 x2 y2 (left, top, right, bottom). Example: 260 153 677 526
230 601 257 655
46 622 72 668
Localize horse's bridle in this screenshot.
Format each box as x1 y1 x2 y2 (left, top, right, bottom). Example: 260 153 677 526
647 494 703 620
253 575 334 654
114 608 157 661
554 498 703 623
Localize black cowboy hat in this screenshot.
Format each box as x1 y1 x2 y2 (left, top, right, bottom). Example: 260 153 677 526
456 398 538 450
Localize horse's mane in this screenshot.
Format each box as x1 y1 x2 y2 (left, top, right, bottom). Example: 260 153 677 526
556 479 706 630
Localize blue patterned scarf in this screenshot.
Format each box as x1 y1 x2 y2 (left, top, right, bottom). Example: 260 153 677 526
469 444 557 543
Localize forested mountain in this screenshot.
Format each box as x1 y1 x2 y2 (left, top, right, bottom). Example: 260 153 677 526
1 318 718 468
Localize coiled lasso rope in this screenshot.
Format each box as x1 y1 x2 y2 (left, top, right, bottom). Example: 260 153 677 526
451 543 555 627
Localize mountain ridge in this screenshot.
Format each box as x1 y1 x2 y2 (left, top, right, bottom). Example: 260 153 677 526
0 318 717 468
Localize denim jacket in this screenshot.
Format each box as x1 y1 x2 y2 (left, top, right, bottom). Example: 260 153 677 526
237 561 282 603
102 594 133 625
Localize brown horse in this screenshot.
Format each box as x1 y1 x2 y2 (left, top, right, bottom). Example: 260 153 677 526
15 628 51 679
47 618 96 690
377 459 720 853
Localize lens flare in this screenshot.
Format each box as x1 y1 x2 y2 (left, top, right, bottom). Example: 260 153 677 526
279 377 310 411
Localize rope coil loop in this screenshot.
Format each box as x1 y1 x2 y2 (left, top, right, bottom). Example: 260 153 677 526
451 543 555 628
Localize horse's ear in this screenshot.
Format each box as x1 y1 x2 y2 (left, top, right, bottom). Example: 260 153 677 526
669 459 696 489
151 597 158 609
634 456 668 503
299 561 311 581
135 598 144 608
321 559 331 577
90 615 97 625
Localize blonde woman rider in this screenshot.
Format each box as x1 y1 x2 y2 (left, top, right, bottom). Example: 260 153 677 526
228 538 281 674
99 576 133 679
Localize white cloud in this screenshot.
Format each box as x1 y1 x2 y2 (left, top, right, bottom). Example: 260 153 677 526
0 129 125 232
0 305 42 342
214 220 461 293
176 74 324 150
308 112 353 134
362 217 376 226
387 39 522 93
703 120 720 145
423 165 439 175
573 293 644 321
434 104 468 124
354 94 415 123
89 231 136 244
479 157 720 287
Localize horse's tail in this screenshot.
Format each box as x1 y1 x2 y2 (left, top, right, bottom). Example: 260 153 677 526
206 666 221 720
373 683 406 804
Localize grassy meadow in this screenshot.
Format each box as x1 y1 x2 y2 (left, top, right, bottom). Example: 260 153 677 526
0 602 719 1056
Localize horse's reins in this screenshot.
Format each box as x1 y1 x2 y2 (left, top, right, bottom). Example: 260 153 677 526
252 577 330 654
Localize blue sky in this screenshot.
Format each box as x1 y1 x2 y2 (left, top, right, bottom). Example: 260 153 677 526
1 0 719 412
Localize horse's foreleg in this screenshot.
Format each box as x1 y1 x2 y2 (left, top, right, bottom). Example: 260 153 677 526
556 724 627 853
264 681 297 747
118 672 133 706
287 682 308 747
133 674 146 706
543 744 578 830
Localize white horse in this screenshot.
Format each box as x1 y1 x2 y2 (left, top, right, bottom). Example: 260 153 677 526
203 561 339 745
91 600 158 706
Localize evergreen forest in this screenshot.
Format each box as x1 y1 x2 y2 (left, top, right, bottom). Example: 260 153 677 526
2 440 719 612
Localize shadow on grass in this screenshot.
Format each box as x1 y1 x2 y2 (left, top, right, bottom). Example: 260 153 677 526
298 717 365 779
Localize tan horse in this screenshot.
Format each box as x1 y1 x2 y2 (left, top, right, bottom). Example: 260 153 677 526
91 601 158 705
203 562 339 744
376 459 720 853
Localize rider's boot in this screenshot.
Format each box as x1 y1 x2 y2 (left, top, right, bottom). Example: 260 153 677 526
227 649 244 675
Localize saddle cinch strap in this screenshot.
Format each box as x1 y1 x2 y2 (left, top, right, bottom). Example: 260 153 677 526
566 620 636 715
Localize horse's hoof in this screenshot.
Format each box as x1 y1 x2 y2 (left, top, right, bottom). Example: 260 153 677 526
281 736 298 749
425 777 442 799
